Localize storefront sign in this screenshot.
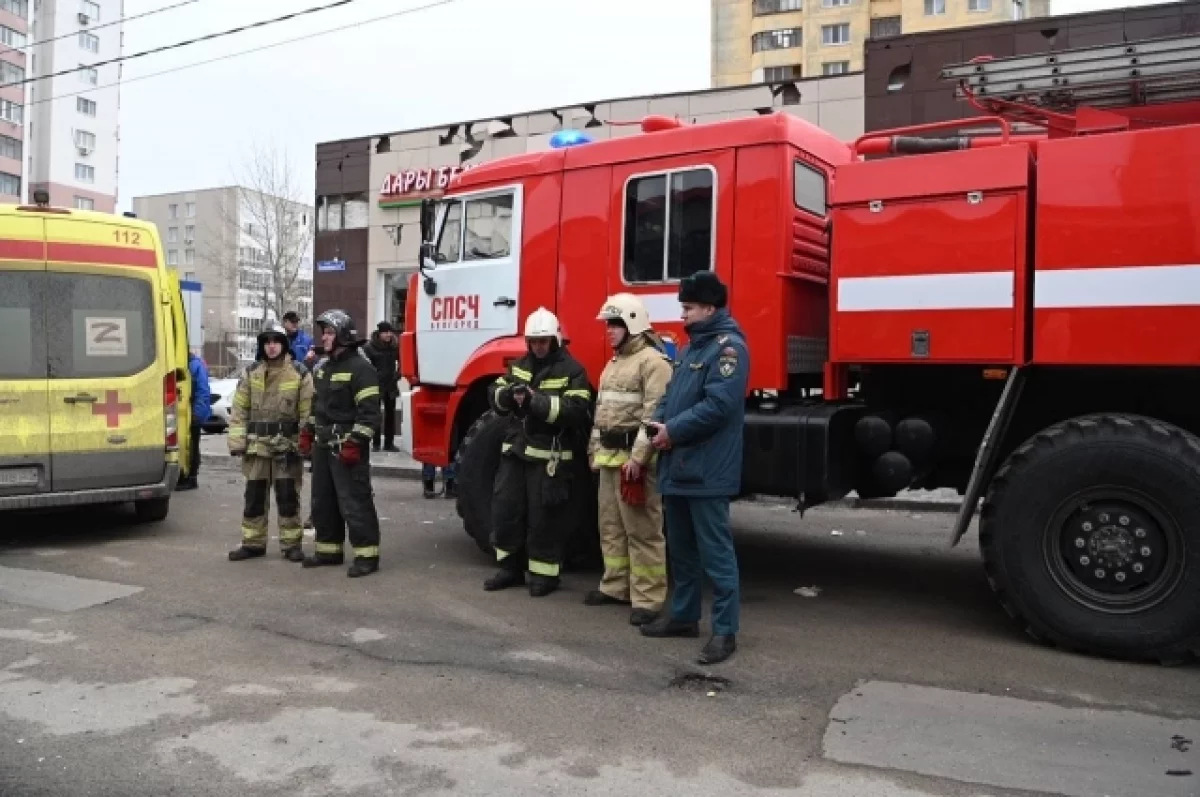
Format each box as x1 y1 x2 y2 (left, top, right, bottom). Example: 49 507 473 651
378 165 475 207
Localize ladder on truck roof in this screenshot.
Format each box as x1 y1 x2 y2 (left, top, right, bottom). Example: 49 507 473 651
941 33 1200 112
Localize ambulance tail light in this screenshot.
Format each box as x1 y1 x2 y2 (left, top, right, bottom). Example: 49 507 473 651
164 371 179 450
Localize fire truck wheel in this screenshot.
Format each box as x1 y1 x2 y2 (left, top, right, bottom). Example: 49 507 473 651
980 413 1200 664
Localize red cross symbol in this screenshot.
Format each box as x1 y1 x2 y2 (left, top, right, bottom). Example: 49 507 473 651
92 390 133 428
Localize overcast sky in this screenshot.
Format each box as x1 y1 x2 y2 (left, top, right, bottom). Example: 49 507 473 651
115 0 1174 210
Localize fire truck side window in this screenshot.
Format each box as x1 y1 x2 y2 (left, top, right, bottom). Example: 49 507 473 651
794 161 827 216
623 166 715 284
463 194 513 261
435 201 462 263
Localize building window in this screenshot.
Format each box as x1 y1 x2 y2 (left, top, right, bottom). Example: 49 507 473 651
167 250 178 266
78 32 99 53
167 227 178 244
822 61 850 75
76 97 96 116
764 65 803 81
822 23 851 46
74 196 94 210
185 249 195 266
969 0 992 9
752 27 803 52
822 0 851 6
74 129 96 152
75 163 94 183
0 26 25 49
924 0 946 14
0 133 20 160
184 224 194 242
794 161 827 217
0 1 28 17
186 202 195 217
78 66 98 85
871 16 902 37
168 203 178 219
623 167 715 284
317 193 367 231
1012 0 1025 17
0 171 18 197
0 99 22 124
0 61 24 86
753 0 802 13
80 0 100 21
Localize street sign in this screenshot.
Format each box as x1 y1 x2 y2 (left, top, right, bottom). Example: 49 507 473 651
317 259 346 272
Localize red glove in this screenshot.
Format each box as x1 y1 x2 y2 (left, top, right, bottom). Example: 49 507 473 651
620 466 647 506
298 428 314 457
338 440 362 467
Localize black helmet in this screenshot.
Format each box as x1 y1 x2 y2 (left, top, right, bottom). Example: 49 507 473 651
316 309 358 348
256 320 290 361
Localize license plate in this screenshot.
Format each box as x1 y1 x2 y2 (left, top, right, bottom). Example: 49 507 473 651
0 467 39 487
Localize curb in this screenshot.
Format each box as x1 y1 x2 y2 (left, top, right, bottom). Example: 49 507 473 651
201 455 966 513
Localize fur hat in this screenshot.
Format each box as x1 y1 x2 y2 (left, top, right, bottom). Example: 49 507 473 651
677 270 727 309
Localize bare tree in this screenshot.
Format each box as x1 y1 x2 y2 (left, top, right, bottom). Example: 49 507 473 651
201 143 313 328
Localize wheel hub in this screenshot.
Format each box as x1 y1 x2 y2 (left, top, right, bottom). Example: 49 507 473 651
1049 495 1183 613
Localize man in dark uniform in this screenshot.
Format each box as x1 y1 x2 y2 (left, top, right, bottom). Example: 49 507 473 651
640 271 749 665
485 307 593 598
299 309 384 578
362 320 400 452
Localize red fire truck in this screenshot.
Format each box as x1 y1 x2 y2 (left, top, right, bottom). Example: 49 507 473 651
401 34 1200 663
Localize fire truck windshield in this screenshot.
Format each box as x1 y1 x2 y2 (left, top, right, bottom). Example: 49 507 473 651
431 200 460 264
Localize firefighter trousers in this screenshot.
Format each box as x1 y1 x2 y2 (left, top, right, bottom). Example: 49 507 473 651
311 446 381 561
491 454 572 578
596 465 666 610
240 454 305 550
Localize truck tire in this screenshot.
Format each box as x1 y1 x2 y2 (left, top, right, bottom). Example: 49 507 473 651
980 413 1200 663
134 497 170 523
454 409 601 570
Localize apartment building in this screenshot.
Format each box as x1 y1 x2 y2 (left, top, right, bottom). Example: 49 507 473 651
712 0 1049 86
132 187 315 372
0 0 29 201
26 0 122 211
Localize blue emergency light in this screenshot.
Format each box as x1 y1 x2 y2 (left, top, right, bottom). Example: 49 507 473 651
549 129 593 148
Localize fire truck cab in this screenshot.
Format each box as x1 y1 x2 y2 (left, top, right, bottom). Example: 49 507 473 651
404 33 1200 664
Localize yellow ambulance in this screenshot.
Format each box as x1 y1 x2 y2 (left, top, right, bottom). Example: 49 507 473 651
0 194 193 522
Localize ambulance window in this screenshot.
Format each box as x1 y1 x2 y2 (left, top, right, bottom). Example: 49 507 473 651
463 193 513 261
0 271 46 379
794 161 827 216
434 201 462 264
623 166 715 283
46 273 156 379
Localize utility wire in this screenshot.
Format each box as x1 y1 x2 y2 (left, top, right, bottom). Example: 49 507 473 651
0 0 202 58
26 0 463 108
6 0 369 89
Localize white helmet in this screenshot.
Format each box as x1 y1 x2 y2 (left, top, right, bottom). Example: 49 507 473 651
597 293 652 337
524 307 562 344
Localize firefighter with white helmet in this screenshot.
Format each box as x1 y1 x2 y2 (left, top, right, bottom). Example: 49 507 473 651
585 293 674 625
485 307 593 597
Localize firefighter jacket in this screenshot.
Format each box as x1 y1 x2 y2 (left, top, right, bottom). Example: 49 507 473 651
587 333 673 468
488 345 593 464
228 356 314 458
306 346 382 447
652 310 750 498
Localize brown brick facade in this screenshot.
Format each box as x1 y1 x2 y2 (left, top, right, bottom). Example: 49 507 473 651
313 138 371 332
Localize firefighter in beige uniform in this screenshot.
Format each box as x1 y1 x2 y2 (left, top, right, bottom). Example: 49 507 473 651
585 294 674 625
227 321 315 562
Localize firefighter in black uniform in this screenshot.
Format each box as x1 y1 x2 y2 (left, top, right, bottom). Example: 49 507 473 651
485 307 593 597
299 309 384 578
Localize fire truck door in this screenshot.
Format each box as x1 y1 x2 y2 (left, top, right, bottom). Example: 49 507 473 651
416 185 523 386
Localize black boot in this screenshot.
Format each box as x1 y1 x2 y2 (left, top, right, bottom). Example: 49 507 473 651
528 575 560 598
228 546 265 562
383 443 400 453
484 568 525 591
281 547 305 563
583 590 628 606
347 558 379 578
302 553 344 568
697 634 737 665
639 616 700 638
443 479 457 499
175 478 198 492
629 608 660 626
423 479 437 499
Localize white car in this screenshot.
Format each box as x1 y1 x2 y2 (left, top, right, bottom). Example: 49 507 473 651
202 377 240 434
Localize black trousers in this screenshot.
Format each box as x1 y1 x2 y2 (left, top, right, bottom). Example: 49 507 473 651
491 455 572 578
311 446 381 561
374 395 397 448
184 423 201 482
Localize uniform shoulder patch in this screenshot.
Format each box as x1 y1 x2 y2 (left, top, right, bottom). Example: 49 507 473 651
718 345 740 378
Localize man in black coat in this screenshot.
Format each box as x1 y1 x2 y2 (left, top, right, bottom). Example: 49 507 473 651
362 321 400 452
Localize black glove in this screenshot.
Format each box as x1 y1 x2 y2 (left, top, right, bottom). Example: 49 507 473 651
496 384 516 411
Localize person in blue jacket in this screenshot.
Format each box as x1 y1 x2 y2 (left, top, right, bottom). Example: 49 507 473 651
640 270 748 666
177 351 211 491
283 312 313 366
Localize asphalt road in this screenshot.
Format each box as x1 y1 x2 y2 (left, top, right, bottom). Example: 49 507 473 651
0 470 1196 797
